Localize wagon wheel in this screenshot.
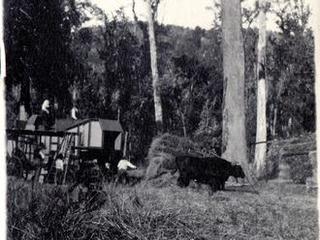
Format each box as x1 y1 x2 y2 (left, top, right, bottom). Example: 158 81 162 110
65 167 77 184
7 155 24 178
6 156 15 176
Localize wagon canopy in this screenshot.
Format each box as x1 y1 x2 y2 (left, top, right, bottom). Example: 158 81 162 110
65 118 123 150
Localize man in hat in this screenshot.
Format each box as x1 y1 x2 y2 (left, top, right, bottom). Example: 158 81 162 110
41 99 54 130
115 158 137 185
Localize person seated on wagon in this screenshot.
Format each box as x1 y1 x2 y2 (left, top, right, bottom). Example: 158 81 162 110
71 104 79 120
40 99 54 130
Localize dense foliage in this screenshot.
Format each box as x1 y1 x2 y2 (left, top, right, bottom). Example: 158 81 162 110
4 0 315 162
4 0 82 119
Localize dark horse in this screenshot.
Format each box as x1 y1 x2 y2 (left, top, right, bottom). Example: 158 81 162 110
175 155 245 194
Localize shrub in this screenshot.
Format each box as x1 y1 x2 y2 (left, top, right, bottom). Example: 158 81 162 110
285 155 313 184
266 133 316 180
192 131 221 156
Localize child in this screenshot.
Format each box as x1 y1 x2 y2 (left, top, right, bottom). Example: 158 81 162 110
55 154 64 185
33 143 46 182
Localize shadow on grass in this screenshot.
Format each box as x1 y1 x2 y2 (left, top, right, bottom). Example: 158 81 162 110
224 185 260 194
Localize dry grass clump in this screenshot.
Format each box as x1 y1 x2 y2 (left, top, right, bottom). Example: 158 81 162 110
7 178 203 240
7 178 70 240
147 133 201 160
7 177 318 240
145 133 202 180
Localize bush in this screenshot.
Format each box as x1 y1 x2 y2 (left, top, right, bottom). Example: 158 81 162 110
285 155 313 184
192 131 221 156
266 133 316 180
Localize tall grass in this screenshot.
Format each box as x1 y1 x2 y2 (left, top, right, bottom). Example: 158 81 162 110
7 177 318 240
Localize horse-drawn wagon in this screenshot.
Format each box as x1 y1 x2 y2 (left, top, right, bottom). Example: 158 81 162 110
6 116 125 185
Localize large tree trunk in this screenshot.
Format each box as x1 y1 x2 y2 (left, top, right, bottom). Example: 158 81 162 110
146 0 163 134
313 0 320 184
1 38 6 79
254 0 267 178
221 0 247 166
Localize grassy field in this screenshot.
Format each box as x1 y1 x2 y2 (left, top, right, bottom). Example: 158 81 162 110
7 177 318 240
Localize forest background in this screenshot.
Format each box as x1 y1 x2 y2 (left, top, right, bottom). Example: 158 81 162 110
3 0 315 163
